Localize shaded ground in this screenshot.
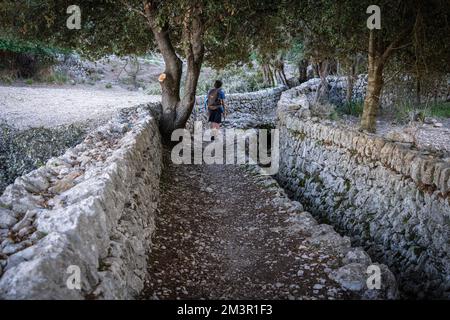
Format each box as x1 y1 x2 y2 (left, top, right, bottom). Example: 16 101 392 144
141 151 354 300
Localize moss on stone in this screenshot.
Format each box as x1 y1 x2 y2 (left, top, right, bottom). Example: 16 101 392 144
344 179 352 191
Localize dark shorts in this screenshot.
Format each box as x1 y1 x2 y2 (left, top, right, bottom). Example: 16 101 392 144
208 110 222 124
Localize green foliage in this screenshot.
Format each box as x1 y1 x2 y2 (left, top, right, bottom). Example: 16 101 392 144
0 1 154 59
146 82 162 95
204 1 285 69
195 64 269 94
338 101 365 117
1 0 448 132
394 101 450 124
0 0 278 65
19 1 292 74
0 37 63 58
393 101 421 124
41 70 69 84
0 74 13 84
329 110 340 121
0 37 65 80
285 41 305 63
428 102 450 118
284 0 450 107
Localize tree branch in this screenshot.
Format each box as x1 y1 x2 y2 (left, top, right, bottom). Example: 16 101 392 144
120 0 146 18
143 0 181 75
381 28 412 64
176 3 205 127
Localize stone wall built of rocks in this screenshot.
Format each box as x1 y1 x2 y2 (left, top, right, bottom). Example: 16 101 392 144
0 104 163 299
276 86 450 297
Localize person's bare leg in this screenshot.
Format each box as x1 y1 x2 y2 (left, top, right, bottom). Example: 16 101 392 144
210 122 218 141
213 122 222 140
211 123 217 140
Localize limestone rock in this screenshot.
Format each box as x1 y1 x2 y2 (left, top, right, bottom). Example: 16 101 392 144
309 224 351 253
342 247 372 266
330 263 368 292
11 210 37 233
48 178 76 194
0 105 163 300
0 208 17 229
384 130 415 144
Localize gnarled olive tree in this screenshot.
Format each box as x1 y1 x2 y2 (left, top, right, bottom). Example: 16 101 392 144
0 0 280 139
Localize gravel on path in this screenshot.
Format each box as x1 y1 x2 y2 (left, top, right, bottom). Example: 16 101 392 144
141 152 354 300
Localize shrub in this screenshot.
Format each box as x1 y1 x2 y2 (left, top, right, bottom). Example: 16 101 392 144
393 101 450 124
195 63 270 95
146 82 161 95
0 38 62 58
41 70 69 84
427 102 450 118
0 74 13 84
338 100 365 117
329 110 340 121
0 37 65 80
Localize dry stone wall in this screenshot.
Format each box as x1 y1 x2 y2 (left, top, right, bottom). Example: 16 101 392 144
0 104 163 299
303 75 448 108
276 86 450 298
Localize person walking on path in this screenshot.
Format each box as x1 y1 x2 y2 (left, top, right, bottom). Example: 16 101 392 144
206 80 227 140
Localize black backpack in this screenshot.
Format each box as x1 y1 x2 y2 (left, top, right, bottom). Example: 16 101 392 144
207 88 221 110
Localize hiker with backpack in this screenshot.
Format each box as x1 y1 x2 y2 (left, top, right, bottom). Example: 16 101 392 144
206 80 227 140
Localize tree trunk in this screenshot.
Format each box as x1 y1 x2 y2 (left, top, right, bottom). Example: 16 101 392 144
346 73 354 104
177 11 205 129
273 60 288 86
144 1 204 140
346 58 357 104
360 28 410 132
360 62 383 132
360 31 384 132
262 63 274 87
314 60 329 105
298 59 308 83
157 37 183 138
415 75 421 106
328 59 338 75
312 63 320 78
144 3 182 137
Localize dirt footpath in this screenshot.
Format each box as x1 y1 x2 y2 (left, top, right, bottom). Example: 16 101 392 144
141 154 357 300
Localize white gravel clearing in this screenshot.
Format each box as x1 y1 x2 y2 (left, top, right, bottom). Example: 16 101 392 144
0 86 160 129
